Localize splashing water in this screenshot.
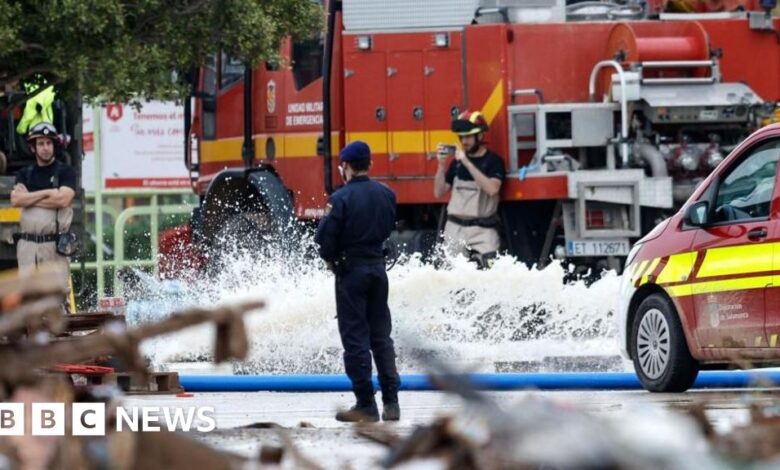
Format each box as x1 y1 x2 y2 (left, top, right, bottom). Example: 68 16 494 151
128 235 626 374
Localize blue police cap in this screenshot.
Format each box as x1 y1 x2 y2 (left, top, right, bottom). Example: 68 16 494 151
340 141 371 162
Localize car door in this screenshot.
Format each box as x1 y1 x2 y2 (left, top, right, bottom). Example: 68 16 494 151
691 138 780 349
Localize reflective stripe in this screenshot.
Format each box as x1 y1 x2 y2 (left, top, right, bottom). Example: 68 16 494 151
200 132 340 163
347 131 387 154
669 274 774 297
482 80 504 125
655 252 695 284
630 260 648 284
640 257 661 285
390 131 426 154
697 242 775 278
667 285 687 297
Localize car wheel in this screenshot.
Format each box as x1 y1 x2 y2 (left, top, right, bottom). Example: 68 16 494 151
631 293 699 392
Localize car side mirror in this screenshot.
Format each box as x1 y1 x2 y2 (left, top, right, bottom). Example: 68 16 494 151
685 201 710 227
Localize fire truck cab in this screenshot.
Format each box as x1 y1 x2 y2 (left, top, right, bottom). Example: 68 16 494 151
176 0 780 277
619 123 780 392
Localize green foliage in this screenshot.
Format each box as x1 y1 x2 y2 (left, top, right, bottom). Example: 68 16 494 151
0 0 322 102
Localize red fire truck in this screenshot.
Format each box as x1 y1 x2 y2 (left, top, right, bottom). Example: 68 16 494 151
160 0 780 277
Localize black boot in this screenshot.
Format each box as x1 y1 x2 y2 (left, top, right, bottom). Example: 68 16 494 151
335 397 379 423
381 401 400 421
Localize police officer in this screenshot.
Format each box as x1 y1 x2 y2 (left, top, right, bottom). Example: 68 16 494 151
434 110 505 266
11 122 76 298
315 141 401 423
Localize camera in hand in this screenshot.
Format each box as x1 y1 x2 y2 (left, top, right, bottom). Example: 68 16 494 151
441 145 457 156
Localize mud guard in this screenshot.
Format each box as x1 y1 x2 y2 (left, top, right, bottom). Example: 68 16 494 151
200 167 295 246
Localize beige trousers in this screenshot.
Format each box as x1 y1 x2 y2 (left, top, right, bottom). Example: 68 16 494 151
442 222 500 257
16 206 72 295
443 176 501 256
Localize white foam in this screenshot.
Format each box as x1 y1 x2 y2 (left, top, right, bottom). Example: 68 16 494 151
129 238 624 373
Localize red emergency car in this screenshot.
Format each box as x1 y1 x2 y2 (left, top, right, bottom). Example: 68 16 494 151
618 123 780 392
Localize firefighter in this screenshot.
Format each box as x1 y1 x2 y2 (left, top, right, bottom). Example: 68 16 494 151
434 110 506 267
10 122 76 302
314 141 401 423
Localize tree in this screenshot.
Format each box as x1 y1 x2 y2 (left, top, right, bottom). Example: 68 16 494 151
0 0 323 103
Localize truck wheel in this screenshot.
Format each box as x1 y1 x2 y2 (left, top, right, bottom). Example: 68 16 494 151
631 294 698 392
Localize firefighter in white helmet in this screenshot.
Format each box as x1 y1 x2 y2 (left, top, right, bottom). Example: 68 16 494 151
434 111 505 266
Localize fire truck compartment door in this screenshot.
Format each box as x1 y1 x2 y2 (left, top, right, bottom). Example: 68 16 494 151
387 51 426 177
423 48 463 176
565 170 673 208
344 51 389 176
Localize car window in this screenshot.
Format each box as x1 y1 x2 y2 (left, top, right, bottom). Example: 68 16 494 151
220 53 244 89
714 139 780 222
292 35 323 91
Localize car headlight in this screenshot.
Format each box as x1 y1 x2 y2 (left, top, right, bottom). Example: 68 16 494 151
625 242 643 268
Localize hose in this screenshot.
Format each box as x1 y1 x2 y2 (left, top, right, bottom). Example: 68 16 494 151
637 143 669 177
179 371 780 392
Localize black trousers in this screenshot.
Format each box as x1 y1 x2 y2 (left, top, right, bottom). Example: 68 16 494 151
335 263 400 402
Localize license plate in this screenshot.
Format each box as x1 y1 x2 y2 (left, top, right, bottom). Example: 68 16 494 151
566 239 630 257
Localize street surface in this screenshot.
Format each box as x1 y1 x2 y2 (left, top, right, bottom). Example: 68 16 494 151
125 387 780 467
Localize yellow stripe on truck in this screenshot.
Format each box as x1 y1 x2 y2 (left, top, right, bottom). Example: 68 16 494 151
201 126 468 164
482 80 505 125
283 133 320 158
346 132 388 154
0 208 21 223
697 243 775 278
201 138 243 163
390 131 425 154
201 133 340 164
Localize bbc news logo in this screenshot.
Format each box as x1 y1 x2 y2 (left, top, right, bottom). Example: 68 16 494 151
0 404 216 435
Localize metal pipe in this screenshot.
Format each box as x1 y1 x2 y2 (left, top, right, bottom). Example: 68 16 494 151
241 65 254 168
321 0 341 195
93 106 105 298
84 202 119 224
637 143 668 177
150 195 159 278
641 77 716 85
639 60 715 68
511 89 544 104
179 371 780 392
90 188 193 197
183 82 192 170
589 60 629 166
112 204 192 296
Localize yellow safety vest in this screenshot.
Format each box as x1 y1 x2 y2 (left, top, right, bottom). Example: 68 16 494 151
16 85 56 135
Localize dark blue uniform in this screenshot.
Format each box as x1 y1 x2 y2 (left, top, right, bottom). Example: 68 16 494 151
315 175 400 404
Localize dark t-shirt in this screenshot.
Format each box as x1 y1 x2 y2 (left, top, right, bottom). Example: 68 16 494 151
15 161 77 192
445 151 506 185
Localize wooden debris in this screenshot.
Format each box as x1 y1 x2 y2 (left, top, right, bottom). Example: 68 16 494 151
0 270 266 469
274 427 324 470
259 444 285 464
